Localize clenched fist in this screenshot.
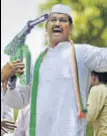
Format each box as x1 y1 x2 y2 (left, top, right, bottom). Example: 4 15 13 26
1 60 25 91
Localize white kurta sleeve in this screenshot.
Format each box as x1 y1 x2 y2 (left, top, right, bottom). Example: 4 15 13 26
83 44 107 72
1 89 14 121
2 104 14 121
3 84 30 109
3 64 33 109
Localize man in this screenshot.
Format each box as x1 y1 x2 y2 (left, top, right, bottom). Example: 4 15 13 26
1 4 107 136
87 72 107 136
1 88 15 136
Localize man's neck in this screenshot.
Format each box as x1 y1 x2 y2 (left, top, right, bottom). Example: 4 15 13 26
50 42 59 48
50 40 69 48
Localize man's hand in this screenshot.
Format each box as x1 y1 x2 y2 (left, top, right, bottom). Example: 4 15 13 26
1 120 17 133
1 60 24 91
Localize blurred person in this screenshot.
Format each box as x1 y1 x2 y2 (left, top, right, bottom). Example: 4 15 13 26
1 120 16 136
87 71 107 136
1 88 16 136
1 4 107 136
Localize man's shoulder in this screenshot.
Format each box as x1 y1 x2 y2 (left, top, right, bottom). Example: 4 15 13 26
91 84 107 94
74 43 92 48
98 84 107 92
73 43 92 56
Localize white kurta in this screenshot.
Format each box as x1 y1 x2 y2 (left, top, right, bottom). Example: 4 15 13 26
3 42 107 136
1 92 13 120
13 104 30 136
1 89 14 136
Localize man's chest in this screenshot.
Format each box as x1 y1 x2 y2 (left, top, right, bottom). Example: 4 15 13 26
39 49 72 81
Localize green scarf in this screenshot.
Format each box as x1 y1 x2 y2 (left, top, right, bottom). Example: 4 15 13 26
29 49 47 136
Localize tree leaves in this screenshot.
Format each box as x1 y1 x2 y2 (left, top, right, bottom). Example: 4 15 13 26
39 0 107 47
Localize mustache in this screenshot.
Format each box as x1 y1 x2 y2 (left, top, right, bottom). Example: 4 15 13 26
52 25 63 31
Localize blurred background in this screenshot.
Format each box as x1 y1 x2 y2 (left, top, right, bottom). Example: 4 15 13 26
1 0 107 136
40 0 107 47
1 0 46 68
1 0 107 67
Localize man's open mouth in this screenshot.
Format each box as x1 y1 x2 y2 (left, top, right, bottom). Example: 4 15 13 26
52 28 63 33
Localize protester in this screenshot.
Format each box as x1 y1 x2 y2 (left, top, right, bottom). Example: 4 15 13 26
87 71 107 136
1 4 107 136
1 88 16 136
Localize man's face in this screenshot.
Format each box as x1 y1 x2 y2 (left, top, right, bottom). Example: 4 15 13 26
46 13 72 44
90 74 99 87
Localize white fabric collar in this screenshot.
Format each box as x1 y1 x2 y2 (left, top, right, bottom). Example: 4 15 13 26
48 41 70 51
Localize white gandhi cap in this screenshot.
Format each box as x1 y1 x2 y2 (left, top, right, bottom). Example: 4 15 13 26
51 4 72 18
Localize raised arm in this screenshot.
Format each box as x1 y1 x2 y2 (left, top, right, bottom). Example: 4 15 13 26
83 44 107 72
1 60 31 109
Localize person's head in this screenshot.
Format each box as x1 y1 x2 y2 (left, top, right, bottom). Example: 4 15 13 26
45 4 73 47
91 71 107 86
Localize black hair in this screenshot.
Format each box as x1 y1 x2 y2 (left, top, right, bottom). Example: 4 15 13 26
91 71 107 84
68 15 73 25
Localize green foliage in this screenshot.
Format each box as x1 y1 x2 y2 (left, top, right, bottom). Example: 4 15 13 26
39 0 107 47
